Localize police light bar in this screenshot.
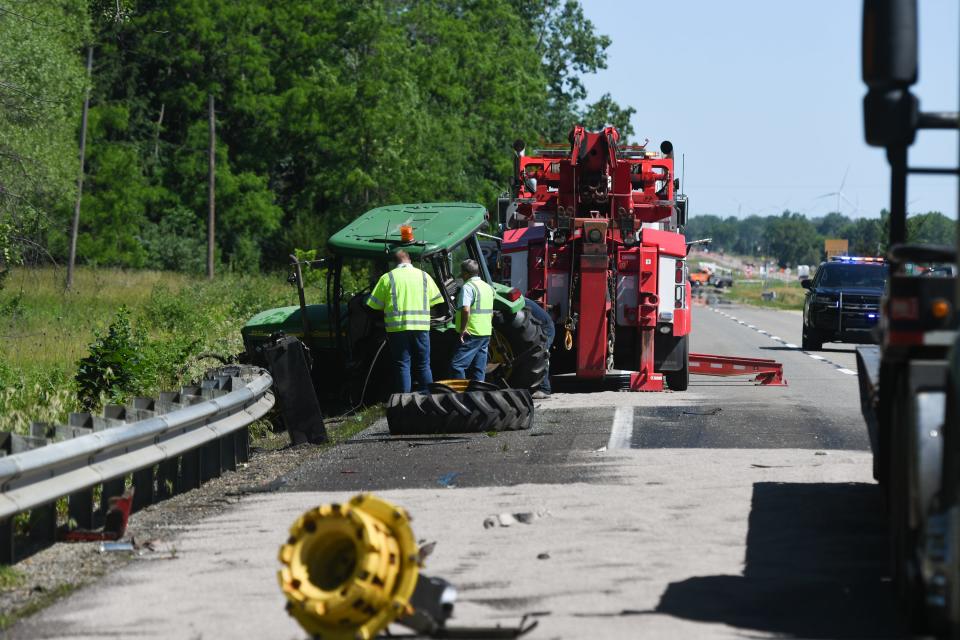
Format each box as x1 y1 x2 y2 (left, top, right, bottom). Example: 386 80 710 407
830 256 885 263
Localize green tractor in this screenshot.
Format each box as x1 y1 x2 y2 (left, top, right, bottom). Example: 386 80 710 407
241 202 549 407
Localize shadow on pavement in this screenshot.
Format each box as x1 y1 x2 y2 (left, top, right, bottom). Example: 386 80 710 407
655 482 907 638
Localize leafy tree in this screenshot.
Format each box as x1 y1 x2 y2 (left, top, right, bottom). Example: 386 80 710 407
908 211 954 246
511 0 635 139
0 0 90 271
764 212 822 267
37 0 632 272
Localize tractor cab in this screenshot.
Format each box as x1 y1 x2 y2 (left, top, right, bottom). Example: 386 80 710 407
241 202 549 406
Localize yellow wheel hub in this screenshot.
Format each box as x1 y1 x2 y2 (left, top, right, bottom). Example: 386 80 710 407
278 494 420 640
488 330 514 379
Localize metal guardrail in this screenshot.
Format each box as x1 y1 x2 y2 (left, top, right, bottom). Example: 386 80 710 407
0 365 274 563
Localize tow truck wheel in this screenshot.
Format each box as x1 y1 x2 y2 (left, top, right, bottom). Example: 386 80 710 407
665 336 690 391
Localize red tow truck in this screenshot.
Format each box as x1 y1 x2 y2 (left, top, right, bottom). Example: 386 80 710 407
494 125 784 391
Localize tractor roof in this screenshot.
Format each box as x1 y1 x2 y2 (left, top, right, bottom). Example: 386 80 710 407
328 202 487 260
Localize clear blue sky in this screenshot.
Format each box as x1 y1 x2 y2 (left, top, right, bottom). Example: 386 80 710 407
579 0 958 221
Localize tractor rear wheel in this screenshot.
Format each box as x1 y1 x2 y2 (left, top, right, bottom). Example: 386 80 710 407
489 305 549 390
386 383 534 435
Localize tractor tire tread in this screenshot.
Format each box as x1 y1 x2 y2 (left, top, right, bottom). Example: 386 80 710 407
387 388 534 434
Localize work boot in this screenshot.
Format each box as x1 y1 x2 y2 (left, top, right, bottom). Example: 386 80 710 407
531 390 551 400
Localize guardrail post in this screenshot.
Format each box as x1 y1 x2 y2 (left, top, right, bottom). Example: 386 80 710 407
98 478 127 525
201 440 221 482
0 519 14 564
67 488 95 529
27 503 57 550
236 427 250 463
178 451 201 493
158 459 178 499
220 434 236 472
132 466 154 512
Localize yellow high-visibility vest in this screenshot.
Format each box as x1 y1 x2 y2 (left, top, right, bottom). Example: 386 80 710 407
456 277 494 336
366 265 443 333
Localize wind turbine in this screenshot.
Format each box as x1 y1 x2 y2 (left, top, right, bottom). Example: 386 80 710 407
816 165 857 215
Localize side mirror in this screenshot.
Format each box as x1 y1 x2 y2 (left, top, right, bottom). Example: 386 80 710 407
800 278 813 290
675 196 688 229
862 0 919 147
862 0 917 90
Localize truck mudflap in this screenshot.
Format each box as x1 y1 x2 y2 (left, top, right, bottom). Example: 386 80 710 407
856 345 882 459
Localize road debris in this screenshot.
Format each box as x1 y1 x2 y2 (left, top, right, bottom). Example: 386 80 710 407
279 494 538 639
682 407 722 416
438 472 461 487
484 512 544 528
61 488 134 542
98 541 134 553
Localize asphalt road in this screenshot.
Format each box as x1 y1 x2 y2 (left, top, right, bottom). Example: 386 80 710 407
14 302 906 640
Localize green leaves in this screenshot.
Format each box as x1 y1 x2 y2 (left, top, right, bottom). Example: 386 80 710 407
4 0 624 273
75 306 145 410
0 0 90 263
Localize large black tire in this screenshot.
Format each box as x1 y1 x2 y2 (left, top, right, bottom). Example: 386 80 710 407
801 327 822 351
386 385 534 435
489 302 549 390
664 336 690 391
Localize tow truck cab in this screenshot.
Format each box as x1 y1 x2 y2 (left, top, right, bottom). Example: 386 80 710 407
801 256 887 350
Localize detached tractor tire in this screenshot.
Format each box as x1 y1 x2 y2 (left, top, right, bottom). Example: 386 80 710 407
386 381 534 435
489 302 549 390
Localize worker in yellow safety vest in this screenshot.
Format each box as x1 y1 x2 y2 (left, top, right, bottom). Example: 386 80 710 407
366 249 444 393
450 259 495 381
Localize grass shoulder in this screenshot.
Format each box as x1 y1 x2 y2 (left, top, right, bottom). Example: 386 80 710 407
725 279 805 311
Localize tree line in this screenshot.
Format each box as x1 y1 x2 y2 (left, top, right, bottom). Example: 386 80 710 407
1 0 634 276
684 210 956 267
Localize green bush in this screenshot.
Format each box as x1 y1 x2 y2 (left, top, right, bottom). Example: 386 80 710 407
143 284 200 333
75 307 146 410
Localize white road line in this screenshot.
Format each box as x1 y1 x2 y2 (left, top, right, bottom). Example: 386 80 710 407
708 308 860 380
607 406 634 450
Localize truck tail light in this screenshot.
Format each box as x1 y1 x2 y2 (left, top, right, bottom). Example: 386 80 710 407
506 288 523 302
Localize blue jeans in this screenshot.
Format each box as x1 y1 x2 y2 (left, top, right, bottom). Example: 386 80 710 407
524 299 555 393
450 335 490 381
386 331 433 393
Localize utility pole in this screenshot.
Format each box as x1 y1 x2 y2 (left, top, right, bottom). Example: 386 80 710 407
66 46 93 290
207 93 215 280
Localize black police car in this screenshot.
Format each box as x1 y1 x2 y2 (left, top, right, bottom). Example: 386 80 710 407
801 257 887 350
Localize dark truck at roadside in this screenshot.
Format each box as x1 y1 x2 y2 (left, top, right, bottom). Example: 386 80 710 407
801 256 887 350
